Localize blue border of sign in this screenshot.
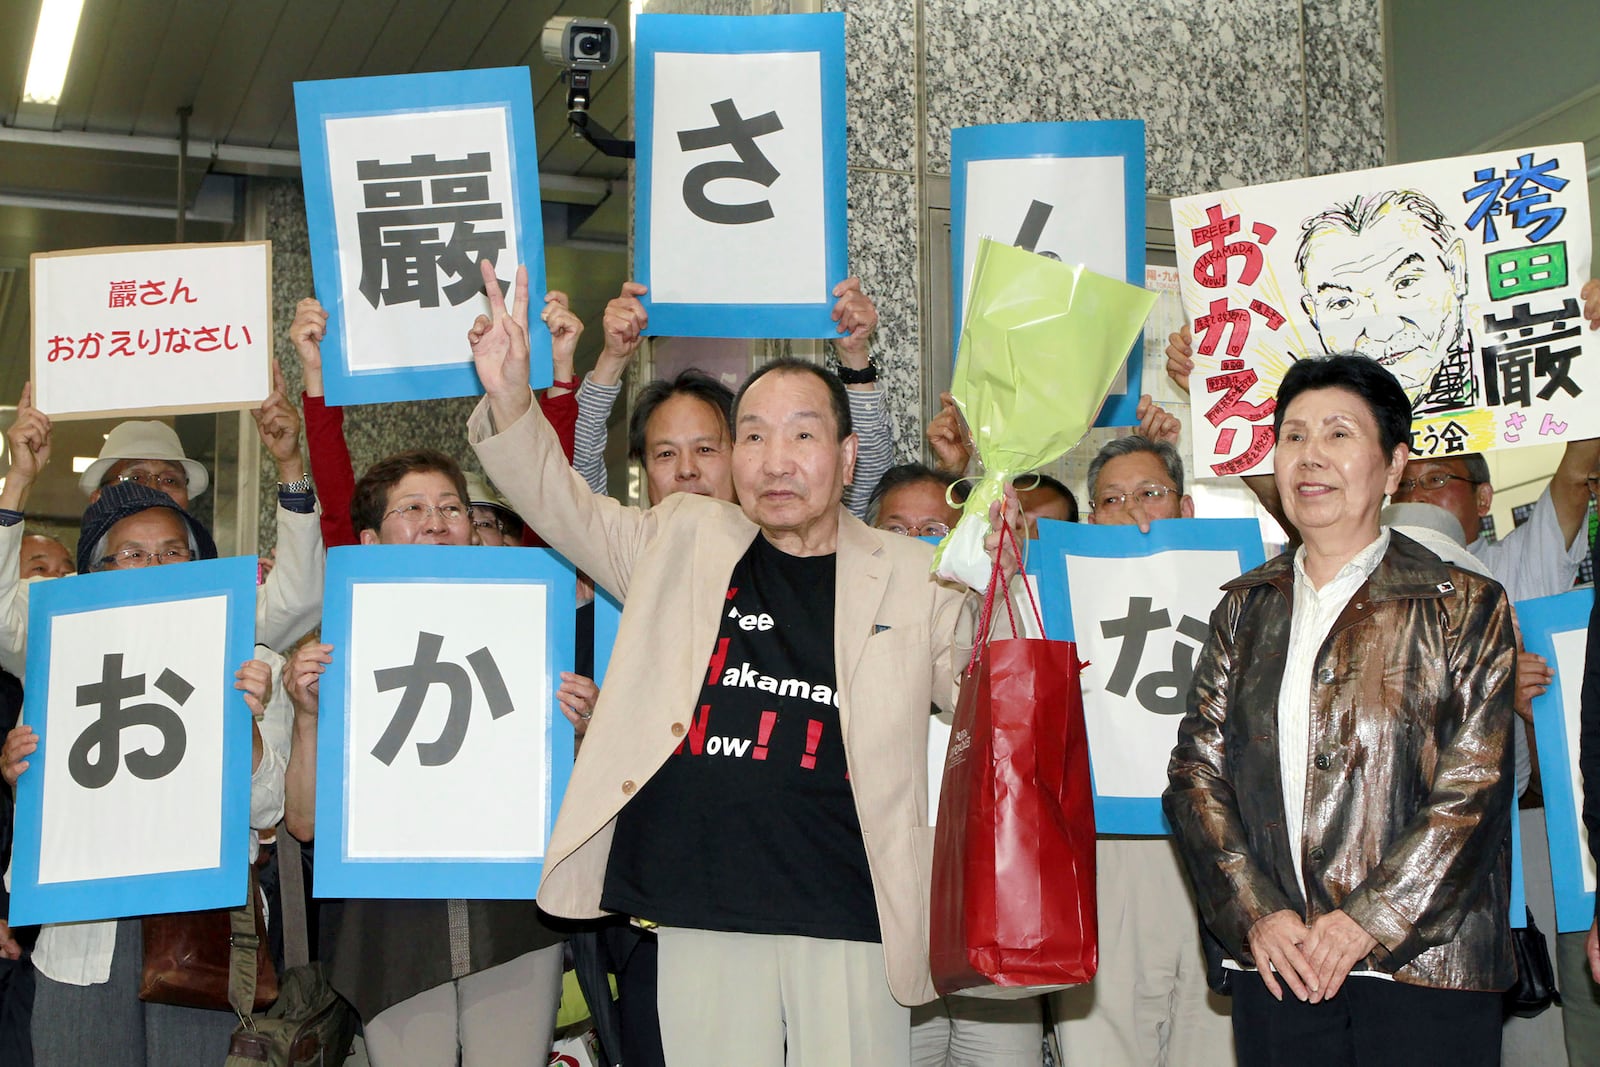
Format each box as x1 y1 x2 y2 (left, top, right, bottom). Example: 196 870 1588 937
634 13 847 338
1523 587 1596 932
316 545 576 899
1032 517 1264 835
294 67 552 406
950 121 1147 427
592 588 622 688
11 556 256 926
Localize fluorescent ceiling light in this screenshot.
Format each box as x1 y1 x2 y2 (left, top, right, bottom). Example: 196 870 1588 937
72 456 95 474
22 0 87 106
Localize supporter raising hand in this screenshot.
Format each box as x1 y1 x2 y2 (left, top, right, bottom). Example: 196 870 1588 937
591 281 649 387
469 258 534 427
2 383 51 512
290 296 329 397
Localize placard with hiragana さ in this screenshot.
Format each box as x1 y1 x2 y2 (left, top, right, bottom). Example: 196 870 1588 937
1173 143 1596 479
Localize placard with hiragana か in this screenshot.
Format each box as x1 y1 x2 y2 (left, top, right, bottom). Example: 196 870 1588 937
1032 518 1265 835
1173 144 1595 479
295 67 551 405
31 242 271 421
10 556 257 926
635 13 847 338
315 545 576 899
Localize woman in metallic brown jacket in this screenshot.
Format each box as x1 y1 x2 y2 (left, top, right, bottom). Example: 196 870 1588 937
1165 354 1517 1067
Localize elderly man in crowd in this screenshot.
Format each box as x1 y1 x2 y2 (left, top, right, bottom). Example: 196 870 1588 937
464 258 1018 1064
1048 432 1234 1067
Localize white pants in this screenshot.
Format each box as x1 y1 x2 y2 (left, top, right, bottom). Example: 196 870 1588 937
911 994 1044 1066
656 927 910 1066
1051 837 1232 1066
363 944 565 1067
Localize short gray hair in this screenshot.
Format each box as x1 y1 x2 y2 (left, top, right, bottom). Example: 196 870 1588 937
1086 436 1187 502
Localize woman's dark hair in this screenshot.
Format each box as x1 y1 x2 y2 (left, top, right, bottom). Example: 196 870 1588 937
627 370 735 462
353 449 470 536
733 358 853 441
1273 354 1412 456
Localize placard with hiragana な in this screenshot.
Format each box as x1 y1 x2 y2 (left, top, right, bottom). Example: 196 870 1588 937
635 13 847 338
1033 518 1266 835
10 556 257 926
1172 143 1596 479
295 67 551 406
315 545 576 900
31 242 271 421
1523 587 1597 932
951 121 1147 427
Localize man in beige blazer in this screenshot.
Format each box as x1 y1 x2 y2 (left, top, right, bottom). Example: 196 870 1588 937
466 263 994 1065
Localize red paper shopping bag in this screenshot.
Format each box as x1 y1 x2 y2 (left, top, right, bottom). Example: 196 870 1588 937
930 526 1097 996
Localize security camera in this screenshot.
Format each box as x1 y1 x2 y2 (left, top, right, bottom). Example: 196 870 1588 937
542 16 618 73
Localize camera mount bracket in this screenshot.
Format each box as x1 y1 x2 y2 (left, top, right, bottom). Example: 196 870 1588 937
565 71 635 160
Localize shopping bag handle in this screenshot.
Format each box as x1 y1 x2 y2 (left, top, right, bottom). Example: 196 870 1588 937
968 520 1047 674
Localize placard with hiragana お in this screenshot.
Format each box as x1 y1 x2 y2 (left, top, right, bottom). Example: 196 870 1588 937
315 545 576 900
31 242 271 421
9 556 257 926
635 13 847 339
1173 143 1596 479
295 67 551 406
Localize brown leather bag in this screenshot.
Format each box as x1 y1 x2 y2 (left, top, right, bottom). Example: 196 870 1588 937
139 871 278 1013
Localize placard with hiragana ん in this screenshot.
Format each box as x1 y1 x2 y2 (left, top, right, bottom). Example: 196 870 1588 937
9 556 257 927
1522 587 1597 932
315 546 576 899
31 242 271 421
951 122 1147 426
1033 518 1265 834
295 67 551 406
1172 143 1597 479
635 13 846 338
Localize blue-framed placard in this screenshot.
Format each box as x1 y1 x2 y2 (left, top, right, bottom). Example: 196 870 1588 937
11 556 256 926
295 67 551 406
635 13 847 338
1523 587 1597 932
951 121 1147 426
1033 517 1264 834
316 545 576 899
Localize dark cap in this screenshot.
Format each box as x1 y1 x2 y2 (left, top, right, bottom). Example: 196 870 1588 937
77 481 218 575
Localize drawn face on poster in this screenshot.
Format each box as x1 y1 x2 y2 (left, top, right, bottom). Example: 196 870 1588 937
648 51 826 307
1062 549 1240 802
37 597 229 886
344 581 550 860
325 107 519 372
1296 192 1470 410
1174 143 1595 479
961 156 1130 390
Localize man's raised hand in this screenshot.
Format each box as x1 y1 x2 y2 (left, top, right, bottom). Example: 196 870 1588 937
470 258 533 428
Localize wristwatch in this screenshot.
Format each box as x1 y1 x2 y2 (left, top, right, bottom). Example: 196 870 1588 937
278 475 314 494
835 358 879 385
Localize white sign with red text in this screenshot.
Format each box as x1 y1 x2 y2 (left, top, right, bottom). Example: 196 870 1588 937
31 241 272 420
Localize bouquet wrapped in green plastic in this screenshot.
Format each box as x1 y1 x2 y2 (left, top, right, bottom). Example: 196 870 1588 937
934 238 1159 592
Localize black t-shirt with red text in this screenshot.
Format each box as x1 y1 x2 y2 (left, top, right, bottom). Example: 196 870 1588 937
601 534 880 942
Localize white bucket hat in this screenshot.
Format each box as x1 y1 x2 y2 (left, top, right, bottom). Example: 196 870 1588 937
77 420 210 498
463 471 519 522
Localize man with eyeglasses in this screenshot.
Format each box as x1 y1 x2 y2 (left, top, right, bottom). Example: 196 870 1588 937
0 480 289 1064
1049 432 1235 1067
